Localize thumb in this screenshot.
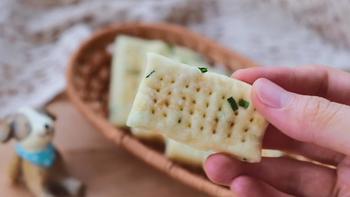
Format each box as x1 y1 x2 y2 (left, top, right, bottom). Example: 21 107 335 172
252 78 350 156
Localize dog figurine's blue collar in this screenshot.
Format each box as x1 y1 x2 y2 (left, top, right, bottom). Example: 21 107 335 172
15 143 56 168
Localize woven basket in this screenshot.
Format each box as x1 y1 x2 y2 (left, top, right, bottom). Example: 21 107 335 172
66 23 257 197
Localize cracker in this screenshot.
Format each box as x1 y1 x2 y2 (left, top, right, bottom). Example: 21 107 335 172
128 46 222 142
108 36 208 127
171 46 206 66
127 53 268 162
165 139 211 166
109 35 170 126
262 149 285 157
171 46 229 75
130 128 164 141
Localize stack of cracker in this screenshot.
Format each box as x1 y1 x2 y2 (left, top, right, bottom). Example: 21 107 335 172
109 36 220 166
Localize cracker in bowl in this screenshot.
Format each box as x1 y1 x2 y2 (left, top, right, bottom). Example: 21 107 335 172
165 138 212 167
127 53 268 162
109 35 170 126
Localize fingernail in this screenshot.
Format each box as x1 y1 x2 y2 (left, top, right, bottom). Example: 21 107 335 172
254 78 292 108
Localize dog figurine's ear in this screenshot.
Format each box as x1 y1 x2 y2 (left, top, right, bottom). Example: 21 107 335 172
10 114 31 141
0 118 12 143
1 114 31 142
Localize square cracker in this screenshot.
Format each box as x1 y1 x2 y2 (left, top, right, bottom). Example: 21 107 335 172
165 138 211 167
108 35 209 128
127 53 268 162
108 35 170 126
130 128 164 142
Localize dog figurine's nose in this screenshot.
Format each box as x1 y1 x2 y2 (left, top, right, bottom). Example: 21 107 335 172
45 124 54 131
41 124 54 137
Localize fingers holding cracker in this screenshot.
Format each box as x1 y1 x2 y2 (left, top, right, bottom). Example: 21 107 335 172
204 154 336 197
231 176 293 197
263 125 344 166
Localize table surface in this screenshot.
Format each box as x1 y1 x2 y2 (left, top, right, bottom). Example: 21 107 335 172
0 95 208 197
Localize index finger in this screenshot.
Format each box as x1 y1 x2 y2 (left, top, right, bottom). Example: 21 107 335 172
232 65 350 105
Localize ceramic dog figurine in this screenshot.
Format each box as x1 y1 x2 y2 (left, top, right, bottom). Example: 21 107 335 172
0 107 84 197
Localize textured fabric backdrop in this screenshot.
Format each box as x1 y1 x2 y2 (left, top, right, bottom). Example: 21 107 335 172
1 0 350 116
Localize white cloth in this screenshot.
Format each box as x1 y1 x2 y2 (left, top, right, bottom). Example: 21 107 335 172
1 0 350 116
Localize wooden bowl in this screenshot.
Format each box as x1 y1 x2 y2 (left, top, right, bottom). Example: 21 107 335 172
66 23 257 197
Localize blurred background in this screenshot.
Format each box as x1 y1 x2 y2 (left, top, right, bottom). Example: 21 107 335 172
1 0 350 116
1 1 350 196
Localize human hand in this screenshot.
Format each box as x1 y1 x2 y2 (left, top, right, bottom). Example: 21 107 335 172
204 65 350 197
